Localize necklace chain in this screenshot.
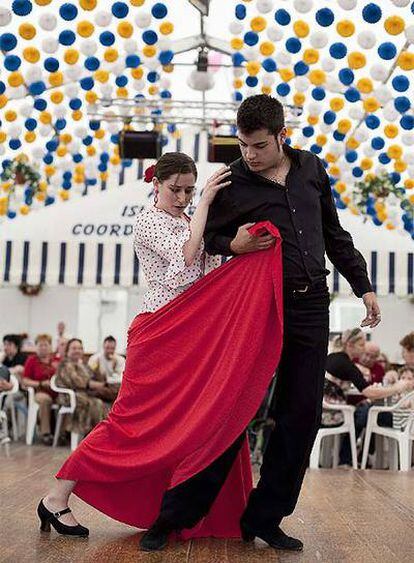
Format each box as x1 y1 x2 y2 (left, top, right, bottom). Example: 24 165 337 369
263 154 289 185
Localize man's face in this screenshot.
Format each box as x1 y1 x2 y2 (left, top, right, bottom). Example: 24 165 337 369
402 347 414 367
360 343 380 367
237 128 286 173
3 340 17 358
104 341 116 358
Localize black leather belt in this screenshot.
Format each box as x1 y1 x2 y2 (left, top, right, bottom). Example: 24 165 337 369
284 279 327 295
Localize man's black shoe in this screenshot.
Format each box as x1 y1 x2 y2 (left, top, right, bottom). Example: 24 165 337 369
139 521 171 552
241 522 303 551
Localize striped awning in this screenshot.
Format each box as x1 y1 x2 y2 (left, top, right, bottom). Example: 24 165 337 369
1 239 413 296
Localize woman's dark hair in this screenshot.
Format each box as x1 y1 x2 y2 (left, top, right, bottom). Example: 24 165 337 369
236 94 285 136
66 338 83 356
154 152 197 183
3 334 22 350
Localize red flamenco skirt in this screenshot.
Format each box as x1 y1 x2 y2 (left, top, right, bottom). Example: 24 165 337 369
56 222 284 539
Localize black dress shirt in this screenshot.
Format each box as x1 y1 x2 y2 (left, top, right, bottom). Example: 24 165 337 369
204 144 373 298
325 352 369 392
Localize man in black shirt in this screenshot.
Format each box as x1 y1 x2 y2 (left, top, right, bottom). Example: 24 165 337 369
204 95 381 551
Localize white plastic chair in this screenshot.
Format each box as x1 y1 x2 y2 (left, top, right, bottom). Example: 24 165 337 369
0 375 19 455
310 400 358 469
50 375 79 451
25 386 59 445
361 391 414 471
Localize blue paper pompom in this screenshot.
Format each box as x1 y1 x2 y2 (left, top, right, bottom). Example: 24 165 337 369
329 42 347 59
59 30 76 46
0 33 18 52
315 8 334 27
338 68 354 85
244 31 259 46
285 37 301 53
235 4 246 20
362 3 382 24
44 57 59 72
392 75 409 92
4 55 21 71
59 3 78 21
12 1 32 16
142 30 158 45
112 2 129 18
277 83 290 96
378 42 397 60
152 3 168 19
99 31 115 46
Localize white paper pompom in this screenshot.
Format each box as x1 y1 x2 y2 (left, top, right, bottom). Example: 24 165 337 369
19 103 34 118
135 12 152 28
94 10 112 27
310 31 328 49
337 0 357 9
391 0 410 6
405 25 414 44
349 106 365 120
229 21 243 35
307 102 322 115
294 76 310 92
39 125 53 137
111 61 127 76
124 39 138 54
100 84 113 98
53 106 67 119
75 126 88 138
319 123 333 134
321 58 336 73
0 145 5 157
80 40 98 57
133 79 146 91
0 8 12 26
363 145 376 157
329 142 345 157
404 153 414 165
7 124 22 138
42 37 59 54
257 0 275 14
266 26 284 42
293 0 313 13
370 64 388 82
374 85 392 105
143 58 161 71
354 129 369 143
382 102 399 122
262 74 275 87
39 13 57 31
25 67 43 83
160 77 171 89
276 51 292 66
242 46 260 61
65 65 83 81
64 84 79 98
407 165 414 177
402 133 414 146
233 67 244 78
357 30 377 50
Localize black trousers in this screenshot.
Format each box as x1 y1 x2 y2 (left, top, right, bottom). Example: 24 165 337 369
157 283 330 533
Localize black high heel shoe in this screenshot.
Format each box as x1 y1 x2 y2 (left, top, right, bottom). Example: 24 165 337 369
37 499 89 537
240 522 255 543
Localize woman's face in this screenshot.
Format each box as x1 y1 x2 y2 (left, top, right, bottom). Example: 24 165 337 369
67 341 84 362
37 339 51 358
154 172 196 217
402 347 414 367
401 369 414 384
347 335 366 359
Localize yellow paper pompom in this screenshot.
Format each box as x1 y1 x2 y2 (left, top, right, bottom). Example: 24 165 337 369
5 110 17 122
329 165 341 177
360 158 373 170
309 69 326 85
394 160 407 173
86 146 96 156
111 155 121 165
19 23 36 40
57 146 67 157
118 21 133 38
397 51 414 71
337 119 352 134
72 110 83 121
131 67 144 79
246 61 261 76
279 68 294 82
357 78 373 94
233 78 243 89
77 21 95 38
384 124 399 138
404 179 414 189
95 70 110 83
308 115 319 125
60 190 70 201
385 222 396 230
8 72 24 88
73 174 84 184
261 86 272 95
20 205 30 215
160 22 174 35
85 91 98 104
231 38 244 50
303 49 319 65
0 95 8 109
104 48 119 62
50 91 64 104
60 133 72 144
325 153 337 163
74 164 85 175
49 72 64 87
363 97 380 113
259 41 274 56
293 20 309 38
23 47 40 64
0 132 7 143
38 180 47 192
36 192 46 202
293 92 305 106
330 97 344 112
64 49 80 65
39 111 52 125
79 0 97 10
25 132 36 143
316 134 327 146
348 51 366 69
251 16 267 32
148 85 159 96
100 171 109 181
387 144 403 159
94 129 105 139
34 0 52 4
117 87 129 98
130 0 145 5
384 15 405 35
409 194 414 204
346 137 360 149
143 45 156 58
163 64 174 73
335 182 346 193
44 165 56 177
336 20 355 37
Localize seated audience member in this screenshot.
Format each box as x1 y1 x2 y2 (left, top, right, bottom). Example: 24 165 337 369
87 336 124 406
1 334 27 381
20 333 36 354
389 367 414 431
55 338 105 437
357 342 385 384
0 364 13 393
55 321 71 354
22 334 58 445
377 352 391 374
324 328 413 466
399 331 414 370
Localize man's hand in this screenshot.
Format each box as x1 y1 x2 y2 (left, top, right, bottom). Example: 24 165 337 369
361 292 381 328
230 223 276 255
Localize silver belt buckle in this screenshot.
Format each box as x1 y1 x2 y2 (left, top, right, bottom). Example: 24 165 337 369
294 284 309 294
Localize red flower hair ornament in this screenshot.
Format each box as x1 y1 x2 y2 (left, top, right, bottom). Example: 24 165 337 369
144 164 156 183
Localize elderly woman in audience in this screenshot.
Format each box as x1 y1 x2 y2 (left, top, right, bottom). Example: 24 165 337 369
22 334 58 446
55 339 106 438
357 341 385 384
324 328 413 466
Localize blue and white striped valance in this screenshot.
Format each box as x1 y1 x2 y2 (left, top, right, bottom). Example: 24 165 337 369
1 240 413 296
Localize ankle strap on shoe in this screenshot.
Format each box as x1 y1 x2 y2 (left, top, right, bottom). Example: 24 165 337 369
54 508 71 519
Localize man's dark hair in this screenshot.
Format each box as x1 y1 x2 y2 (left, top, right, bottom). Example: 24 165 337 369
3 334 22 350
104 335 116 345
236 94 285 136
